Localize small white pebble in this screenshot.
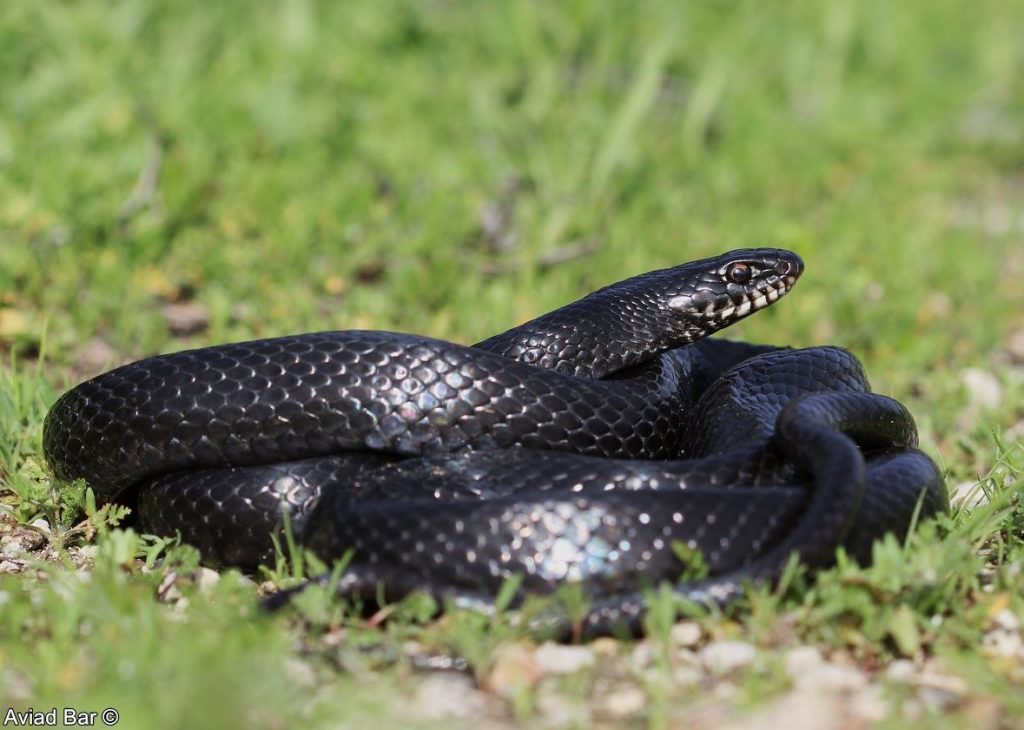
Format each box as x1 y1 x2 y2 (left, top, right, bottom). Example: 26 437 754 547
729 688 842 730
699 640 757 675
784 646 823 678
487 642 542 698
787 647 865 692
590 637 619 657
671 621 702 647
1006 328 1024 362
961 368 1002 409
413 673 484 720
672 665 702 687
195 567 221 592
915 670 968 697
950 481 989 507
991 609 1020 632
533 643 595 675
156 572 180 602
402 640 423 656
600 686 647 719
886 659 917 682
676 647 699 666
628 641 657 671
811 664 868 692
981 629 1022 658
30 518 50 534
2 671 34 705
0 559 26 574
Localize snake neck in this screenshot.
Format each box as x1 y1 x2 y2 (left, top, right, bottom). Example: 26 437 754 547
474 301 700 379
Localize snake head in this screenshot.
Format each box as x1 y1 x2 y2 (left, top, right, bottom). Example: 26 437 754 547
666 248 804 334
475 246 804 378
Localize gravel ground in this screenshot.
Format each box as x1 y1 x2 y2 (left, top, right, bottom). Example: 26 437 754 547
389 628 1015 729
3 507 1019 730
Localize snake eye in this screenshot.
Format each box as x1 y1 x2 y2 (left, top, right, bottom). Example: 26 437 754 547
726 263 752 284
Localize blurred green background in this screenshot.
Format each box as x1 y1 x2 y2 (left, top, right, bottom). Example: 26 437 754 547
2 0 1023 726
3 0 1022 377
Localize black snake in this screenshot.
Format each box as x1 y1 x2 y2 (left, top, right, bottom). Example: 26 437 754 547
43 249 946 635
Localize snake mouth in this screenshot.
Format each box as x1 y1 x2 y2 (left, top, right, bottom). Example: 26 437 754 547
704 264 798 325
715 271 798 322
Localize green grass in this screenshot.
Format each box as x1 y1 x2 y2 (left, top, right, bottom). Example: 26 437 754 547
2 0 1023 727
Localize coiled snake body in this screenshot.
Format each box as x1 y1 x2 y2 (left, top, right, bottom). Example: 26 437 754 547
43 249 946 635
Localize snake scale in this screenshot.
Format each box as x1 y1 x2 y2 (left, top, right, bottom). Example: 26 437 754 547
43 249 947 635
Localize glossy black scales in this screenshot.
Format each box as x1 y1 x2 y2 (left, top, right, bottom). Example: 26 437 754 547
45 331 692 495
43 249 947 636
